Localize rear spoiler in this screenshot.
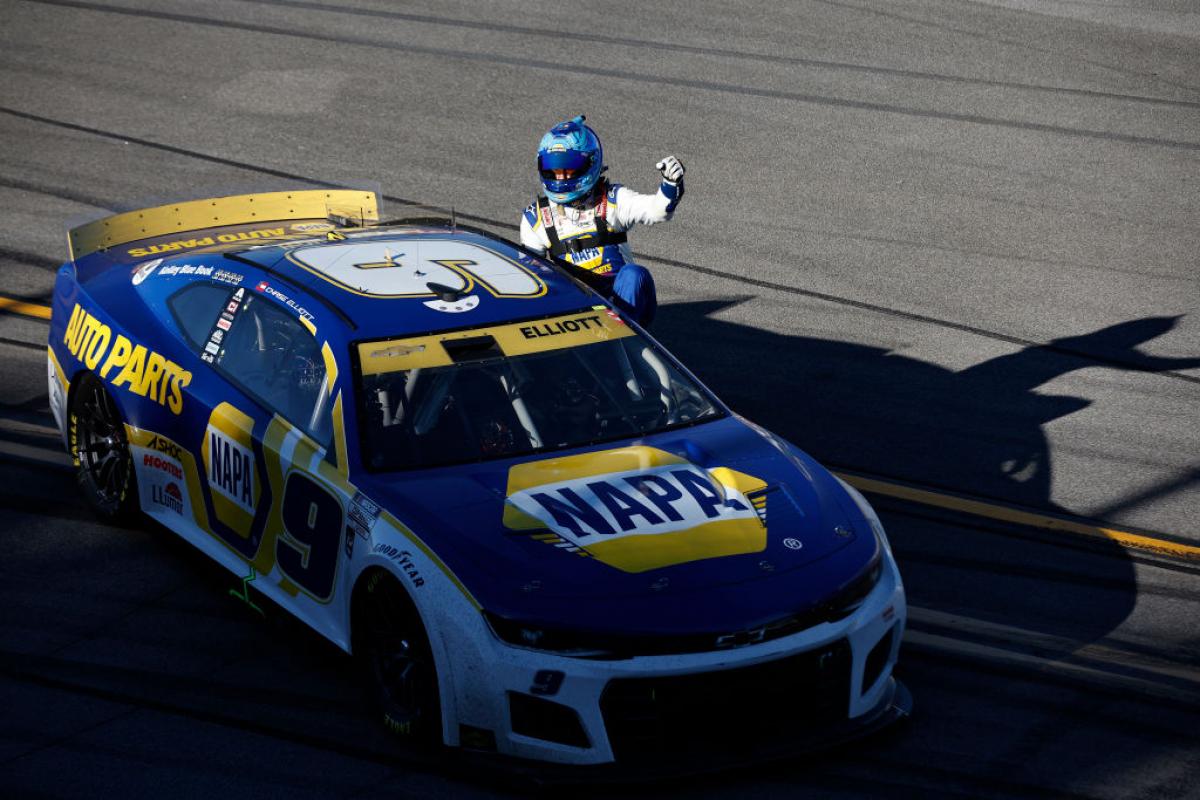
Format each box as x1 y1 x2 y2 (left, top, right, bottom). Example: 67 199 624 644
67 189 379 262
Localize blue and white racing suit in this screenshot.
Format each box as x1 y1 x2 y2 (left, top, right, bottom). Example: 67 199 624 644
519 178 683 327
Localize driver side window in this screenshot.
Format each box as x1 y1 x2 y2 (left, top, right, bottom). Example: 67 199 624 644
219 295 331 446
169 284 331 447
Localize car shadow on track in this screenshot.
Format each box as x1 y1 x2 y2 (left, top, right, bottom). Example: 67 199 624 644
653 300 1199 646
640 300 1200 798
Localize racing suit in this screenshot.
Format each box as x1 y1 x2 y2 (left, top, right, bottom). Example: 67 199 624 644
519 177 683 327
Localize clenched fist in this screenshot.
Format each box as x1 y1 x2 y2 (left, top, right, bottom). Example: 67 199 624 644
655 156 685 183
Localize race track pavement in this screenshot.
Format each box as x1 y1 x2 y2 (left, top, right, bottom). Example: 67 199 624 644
1 1 1197 797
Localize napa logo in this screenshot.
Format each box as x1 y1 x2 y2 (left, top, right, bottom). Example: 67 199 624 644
201 404 261 536
503 446 768 573
207 428 254 513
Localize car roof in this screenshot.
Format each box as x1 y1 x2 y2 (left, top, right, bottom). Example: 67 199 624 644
97 224 603 343
223 225 598 341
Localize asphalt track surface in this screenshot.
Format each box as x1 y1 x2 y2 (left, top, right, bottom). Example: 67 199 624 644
0 1 1198 797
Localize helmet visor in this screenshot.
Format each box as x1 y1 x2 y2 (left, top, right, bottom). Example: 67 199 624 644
538 149 593 181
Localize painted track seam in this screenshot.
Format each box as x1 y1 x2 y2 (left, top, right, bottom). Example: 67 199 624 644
835 470 1200 561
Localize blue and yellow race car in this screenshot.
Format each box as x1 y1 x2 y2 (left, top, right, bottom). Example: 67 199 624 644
47 188 909 768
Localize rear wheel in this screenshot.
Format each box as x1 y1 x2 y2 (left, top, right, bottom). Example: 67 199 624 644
356 572 441 745
70 374 137 523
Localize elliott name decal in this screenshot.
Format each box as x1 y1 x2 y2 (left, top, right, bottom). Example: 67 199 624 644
519 314 604 339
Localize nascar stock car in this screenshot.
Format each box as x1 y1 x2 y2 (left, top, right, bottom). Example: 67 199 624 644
47 188 910 769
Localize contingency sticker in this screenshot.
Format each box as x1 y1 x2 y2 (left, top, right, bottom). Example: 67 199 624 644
201 287 246 364
345 492 382 557
128 428 206 529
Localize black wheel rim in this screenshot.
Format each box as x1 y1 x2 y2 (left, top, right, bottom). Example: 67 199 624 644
366 582 431 722
77 380 129 507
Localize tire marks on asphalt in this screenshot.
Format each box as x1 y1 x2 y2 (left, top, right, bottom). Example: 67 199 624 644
0 245 60 271
0 176 112 212
812 0 1200 96
236 0 1200 110
3 105 1199 388
19 0 1200 152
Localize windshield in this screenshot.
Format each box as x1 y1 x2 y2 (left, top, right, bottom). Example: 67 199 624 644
355 309 722 471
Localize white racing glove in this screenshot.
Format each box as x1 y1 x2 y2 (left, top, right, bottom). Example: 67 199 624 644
656 156 685 183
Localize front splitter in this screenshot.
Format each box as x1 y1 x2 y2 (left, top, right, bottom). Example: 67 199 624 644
461 676 913 788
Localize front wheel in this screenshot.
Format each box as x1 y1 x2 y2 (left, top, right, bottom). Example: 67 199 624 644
356 572 442 745
70 374 137 523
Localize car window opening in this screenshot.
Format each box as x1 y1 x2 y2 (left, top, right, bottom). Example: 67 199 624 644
358 327 720 471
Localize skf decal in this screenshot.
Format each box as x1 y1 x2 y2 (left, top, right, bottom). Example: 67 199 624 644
128 226 285 257
503 446 768 573
201 404 261 539
62 304 192 414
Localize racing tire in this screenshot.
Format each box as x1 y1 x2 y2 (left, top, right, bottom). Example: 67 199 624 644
70 373 138 524
356 571 442 746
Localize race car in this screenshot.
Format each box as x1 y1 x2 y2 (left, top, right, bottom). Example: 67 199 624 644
47 188 909 769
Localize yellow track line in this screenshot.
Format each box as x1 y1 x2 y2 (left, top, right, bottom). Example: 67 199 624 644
4 293 1192 560
0 296 51 320
836 471 1200 561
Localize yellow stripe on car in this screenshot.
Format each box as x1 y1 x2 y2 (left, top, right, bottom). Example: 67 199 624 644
358 309 634 377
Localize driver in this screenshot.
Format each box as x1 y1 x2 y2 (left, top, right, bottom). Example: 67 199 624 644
549 376 602 442
520 115 685 328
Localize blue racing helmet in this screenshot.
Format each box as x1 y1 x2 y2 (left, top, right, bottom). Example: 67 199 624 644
537 115 603 204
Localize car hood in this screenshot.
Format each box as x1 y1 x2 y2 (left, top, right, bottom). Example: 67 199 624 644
359 416 879 636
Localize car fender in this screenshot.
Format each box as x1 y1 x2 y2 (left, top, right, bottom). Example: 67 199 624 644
351 516 489 745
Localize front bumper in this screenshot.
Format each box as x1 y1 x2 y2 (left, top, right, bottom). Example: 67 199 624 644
437 547 907 767
499 676 911 785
